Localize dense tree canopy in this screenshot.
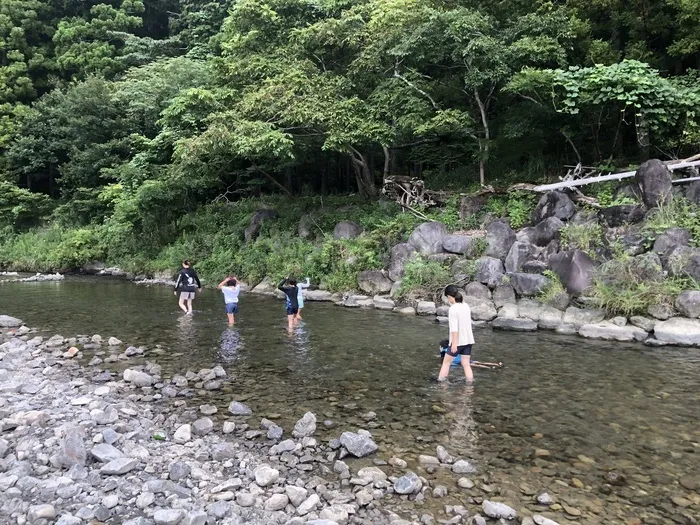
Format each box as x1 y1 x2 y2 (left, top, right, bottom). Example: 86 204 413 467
0 0 698 233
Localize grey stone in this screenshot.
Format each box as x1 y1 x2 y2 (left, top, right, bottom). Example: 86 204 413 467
298 214 314 239
373 295 395 310
182 510 207 525
532 191 575 222
533 217 564 246
169 461 191 481
245 208 278 241
630 252 664 282
60 426 87 468
648 303 676 320
297 494 321 516
505 241 535 273
442 235 472 255
562 306 606 329
254 464 280 487
653 227 690 259
0 315 23 328
192 417 213 436
27 505 56 521
464 281 490 299
474 257 505 288
548 250 596 296
389 243 417 281
212 442 236 461
286 485 308 507
228 401 252 416
451 459 476 474
357 270 393 295
509 273 551 297
654 318 700 346
153 509 186 525
533 516 561 525
491 317 538 331
265 494 289 511
123 369 154 387
600 204 646 227
536 493 553 505
267 425 283 440
630 316 656 331
493 284 516 308
457 477 475 489
333 221 362 240
174 424 191 443
339 431 378 457
408 222 448 256
100 457 138 475
394 471 422 494
464 297 497 321
90 443 124 463
484 220 516 260
675 291 700 318
416 301 437 315
482 500 517 519
537 307 564 330
635 158 672 208
578 322 647 342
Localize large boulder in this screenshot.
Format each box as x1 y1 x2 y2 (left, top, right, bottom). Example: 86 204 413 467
464 296 497 321
388 243 416 281
675 291 700 318
635 159 673 209
333 221 362 240
244 209 279 242
505 241 536 273
474 257 505 288
599 204 646 227
459 194 488 220
578 322 647 342
562 306 606 329
532 217 564 247
408 222 448 256
509 273 551 297
483 220 516 260
686 180 700 205
548 250 596 296
491 317 538 331
532 191 575 222
653 227 690 260
442 235 472 255
298 215 314 239
668 246 700 280
630 252 664 282
357 271 392 294
0 315 23 328
493 284 516 308
619 230 650 256
654 318 700 346
464 282 490 300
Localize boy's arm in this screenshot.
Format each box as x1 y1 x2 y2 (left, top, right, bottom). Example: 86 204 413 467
278 278 287 291
194 271 202 289
299 277 311 289
217 278 229 289
174 271 182 290
448 309 459 352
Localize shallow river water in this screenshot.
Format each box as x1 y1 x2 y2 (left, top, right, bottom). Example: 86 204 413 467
1 277 699 524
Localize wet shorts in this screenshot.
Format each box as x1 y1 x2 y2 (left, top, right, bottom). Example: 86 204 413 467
225 303 239 314
179 291 195 300
446 344 472 357
286 306 299 316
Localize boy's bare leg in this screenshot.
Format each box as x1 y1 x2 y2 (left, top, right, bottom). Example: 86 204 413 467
227 313 234 325
296 308 303 321
287 315 294 331
186 299 193 314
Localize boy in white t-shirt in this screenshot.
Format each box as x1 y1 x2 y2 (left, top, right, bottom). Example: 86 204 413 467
217 276 241 325
438 285 475 383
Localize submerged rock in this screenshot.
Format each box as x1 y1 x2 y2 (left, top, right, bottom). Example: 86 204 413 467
482 500 517 520
394 471 422 494
228 401 252 416
339 432 378 457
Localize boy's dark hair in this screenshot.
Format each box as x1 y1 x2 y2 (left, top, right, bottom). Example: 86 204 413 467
183 260 190 267
226 278 237 286
439 339 449 349
288 278 297 286
444 284 463 302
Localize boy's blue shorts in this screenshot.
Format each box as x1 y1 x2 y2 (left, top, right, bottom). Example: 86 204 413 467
225 303 239 314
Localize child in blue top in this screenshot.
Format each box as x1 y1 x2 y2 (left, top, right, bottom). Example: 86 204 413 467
217 276 241 325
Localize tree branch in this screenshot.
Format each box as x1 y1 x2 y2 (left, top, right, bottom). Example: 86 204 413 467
250 162 293 196
393 70 439 110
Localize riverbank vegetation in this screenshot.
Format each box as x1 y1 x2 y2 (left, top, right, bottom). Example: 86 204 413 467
1 1 700 313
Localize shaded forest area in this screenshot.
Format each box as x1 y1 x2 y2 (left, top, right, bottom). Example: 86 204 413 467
0 0 699 278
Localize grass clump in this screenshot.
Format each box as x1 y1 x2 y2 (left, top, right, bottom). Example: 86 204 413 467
591 253 697 316
396 258 452 300
484 191 536 229
538 270 565 303
644 197 700 245
560 222 604 256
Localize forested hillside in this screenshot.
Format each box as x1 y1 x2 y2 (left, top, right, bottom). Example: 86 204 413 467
1 0 699 282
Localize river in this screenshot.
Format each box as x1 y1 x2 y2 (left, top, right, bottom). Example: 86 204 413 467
1 276 698 523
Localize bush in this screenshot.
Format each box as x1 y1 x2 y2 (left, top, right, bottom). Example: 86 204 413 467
591 253 697 316
0 182 54 229
560 222 604 256
538 269 565 302
396 258 451 300
644 197 700 245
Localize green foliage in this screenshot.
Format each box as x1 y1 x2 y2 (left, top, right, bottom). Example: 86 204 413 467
0 181 53 228
560 222 604 256
538 269 565 303
592 182 637 207
484 192 536 228
396 258 451 300
592 253 697 317
644 197 700 246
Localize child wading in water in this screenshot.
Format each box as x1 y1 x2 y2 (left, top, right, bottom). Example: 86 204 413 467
295 277 311 320
439 285 475 382
278 277 300 331
217 276 240 325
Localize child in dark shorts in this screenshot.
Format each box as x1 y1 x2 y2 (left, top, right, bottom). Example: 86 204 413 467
440 339 462 366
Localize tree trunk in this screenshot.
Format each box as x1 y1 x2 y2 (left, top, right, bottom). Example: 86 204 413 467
349 149 378 198
637 113 650 160
474 88 490 186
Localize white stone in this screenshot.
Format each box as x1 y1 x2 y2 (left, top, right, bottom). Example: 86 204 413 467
27 505 56 521
153 509 186 525
174 424 191 444
297 494 320 516
254 464 280 487
103 494 119 509
578 322 647 342
264 494 289 511
286 485 308 507
222 422 236 434
654 317 700 345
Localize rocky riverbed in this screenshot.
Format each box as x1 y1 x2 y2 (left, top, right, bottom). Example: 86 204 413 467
0 314 594 525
